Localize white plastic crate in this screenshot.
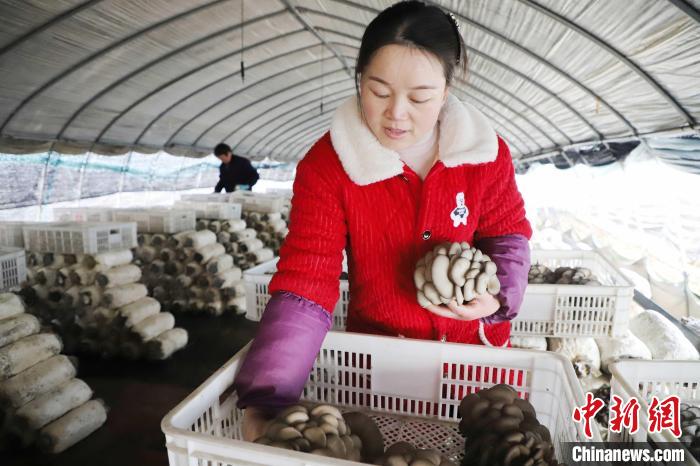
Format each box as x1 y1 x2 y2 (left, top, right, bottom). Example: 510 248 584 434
609 360 700 466
0 222 42 248
512 249 634 338
173 201 242 220
0 247 27 291
52 207 113 223
110 208 196 233
231 191 284 213
244 257 349 331
22 222 137 254
180 193 238 203
161 331 598 466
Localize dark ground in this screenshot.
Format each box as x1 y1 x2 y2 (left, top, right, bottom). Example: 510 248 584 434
4 313 258 466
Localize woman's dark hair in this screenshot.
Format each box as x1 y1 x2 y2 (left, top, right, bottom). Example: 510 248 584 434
355 1 468 94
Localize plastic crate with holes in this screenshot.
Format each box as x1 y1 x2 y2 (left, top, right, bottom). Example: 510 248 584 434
608 360 700 466
231 191 285 213
180 193 238 203
161 331 598 466
0 247 26 291
52 207 113 223
0 221 42 248
21 222 137 255
110 208 196 233
173 201 242 220
512 249 634 338
244 257 349 331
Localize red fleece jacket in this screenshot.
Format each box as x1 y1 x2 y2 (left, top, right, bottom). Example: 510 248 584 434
269 132 531 346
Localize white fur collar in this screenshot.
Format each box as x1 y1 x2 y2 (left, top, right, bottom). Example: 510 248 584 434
329 93 498 186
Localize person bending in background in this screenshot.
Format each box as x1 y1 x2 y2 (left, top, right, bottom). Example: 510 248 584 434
213 143 259 192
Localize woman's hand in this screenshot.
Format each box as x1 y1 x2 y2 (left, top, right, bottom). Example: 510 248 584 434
241 406 273 442
423 293 500 321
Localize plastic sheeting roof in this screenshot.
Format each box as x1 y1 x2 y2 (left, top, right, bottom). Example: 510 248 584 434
0 0 698 162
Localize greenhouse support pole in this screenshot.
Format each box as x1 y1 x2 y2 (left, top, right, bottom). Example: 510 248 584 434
117 149 135 207
36 142 56 220
76 145 96 203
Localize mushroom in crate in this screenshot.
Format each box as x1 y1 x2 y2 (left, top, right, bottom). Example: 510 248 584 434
253 403 384 463
373 441 457 466
458 384 565 466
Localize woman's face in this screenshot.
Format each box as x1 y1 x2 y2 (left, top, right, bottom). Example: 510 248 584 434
360 44 448 151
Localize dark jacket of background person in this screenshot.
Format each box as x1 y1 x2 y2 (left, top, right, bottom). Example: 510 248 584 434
215 155 260 192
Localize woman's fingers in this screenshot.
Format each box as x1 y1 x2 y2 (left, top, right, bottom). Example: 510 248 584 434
424 302 463 319
423 294 501 321
424 301 477 320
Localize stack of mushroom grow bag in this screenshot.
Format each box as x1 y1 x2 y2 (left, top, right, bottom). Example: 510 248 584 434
0 293 106 453
20 221 187 361
240 211 288 261
231 191 289 267
137 228 247 317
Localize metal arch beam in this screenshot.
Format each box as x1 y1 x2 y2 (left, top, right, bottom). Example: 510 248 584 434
225 77 351 146
252 114 336 154
110 29 304 144
231 84 355 151
164 58 337 148
246 92 354 155
283 125 331 158
280 0 353 79
450 90 532 155
275 98 531 159
303 14 604 140
331 0 633 136
265 106 340 155
669 0 700 23
270 115 337 158
519 0 695 126
428 1 637 135
456 86 544 150
464 72 572 145
0 0 231 133
295 6 366 29
58 9 290 140
270 87 534 159
334 41 571 145
287 108 531 160
316 26 364 43
284 115 532 160
103 29 307 145
249 94 350 154
464 45 601 139
183 59 342 147
452 86 543 152
185 59 347 147
0 0 104 57
271 115 334 157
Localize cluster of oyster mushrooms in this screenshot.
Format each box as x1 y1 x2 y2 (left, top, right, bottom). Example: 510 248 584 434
414 242 500 308
458 384 564 466
528 264 601 286
681 403 700 461
254 404 384 462
373 441 456 466
253 403 457 465
253 394 567 465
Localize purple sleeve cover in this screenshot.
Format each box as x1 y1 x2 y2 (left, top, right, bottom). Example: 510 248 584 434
475 234 531 324
232 291 332 413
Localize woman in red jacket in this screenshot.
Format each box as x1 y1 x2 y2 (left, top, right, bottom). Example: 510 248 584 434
234 1 532 439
